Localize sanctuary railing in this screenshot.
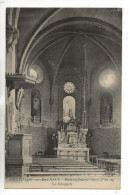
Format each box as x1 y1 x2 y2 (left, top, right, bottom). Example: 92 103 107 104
32 153 121 176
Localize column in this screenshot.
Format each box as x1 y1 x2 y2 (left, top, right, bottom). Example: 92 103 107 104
82 34 88 128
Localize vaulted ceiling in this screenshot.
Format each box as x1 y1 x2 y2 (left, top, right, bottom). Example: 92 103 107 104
14 8 122 83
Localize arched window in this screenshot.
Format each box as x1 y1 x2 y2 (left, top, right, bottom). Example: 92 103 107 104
63 96 75 123
100 93 113 125
31 90 41 123
29 65 43 84
29 68 37 79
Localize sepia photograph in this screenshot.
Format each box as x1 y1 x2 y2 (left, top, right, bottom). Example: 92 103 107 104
5 7 121 189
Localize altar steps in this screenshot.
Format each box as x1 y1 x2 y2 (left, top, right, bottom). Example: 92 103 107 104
32 158 94 166
25 171 106 177
24 158 107 177
29 164 99 172
50 167 99 171
31 163 94 166
48 169 105 172
32 158 87 164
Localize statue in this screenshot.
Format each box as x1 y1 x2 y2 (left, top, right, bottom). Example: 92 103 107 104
103 97 112 123
31 91 41 123
33 94 40 114
63 98 75 122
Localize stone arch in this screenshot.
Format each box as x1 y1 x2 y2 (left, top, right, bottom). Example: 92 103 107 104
19 16 121 73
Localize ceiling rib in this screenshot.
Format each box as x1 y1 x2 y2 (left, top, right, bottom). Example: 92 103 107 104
50 36 75 104
86 35 121 80
24 31 121 71
30 19 121 51
19 17 121 73
29 34 73 69
19 8 62 73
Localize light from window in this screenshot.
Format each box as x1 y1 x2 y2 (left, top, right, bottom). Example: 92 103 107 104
64 82 75 94
99 69 116 88
63 96 75 123
30 68 37 79
29 65 43 83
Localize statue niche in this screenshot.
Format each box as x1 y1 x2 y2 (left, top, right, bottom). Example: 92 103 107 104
55 90 90 162
100 93 113 125
31 90 41 123
63 96 75 123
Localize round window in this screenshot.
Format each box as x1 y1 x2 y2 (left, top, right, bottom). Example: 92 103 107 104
64 82 75 94
99 69 116 88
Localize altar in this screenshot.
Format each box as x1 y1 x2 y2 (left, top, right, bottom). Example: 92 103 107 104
55 119 90 162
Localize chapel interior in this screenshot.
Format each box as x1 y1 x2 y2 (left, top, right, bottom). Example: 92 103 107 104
5 8 122 178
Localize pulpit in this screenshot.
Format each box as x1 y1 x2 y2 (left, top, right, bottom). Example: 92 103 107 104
6 134 32 177
55 119 90 162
